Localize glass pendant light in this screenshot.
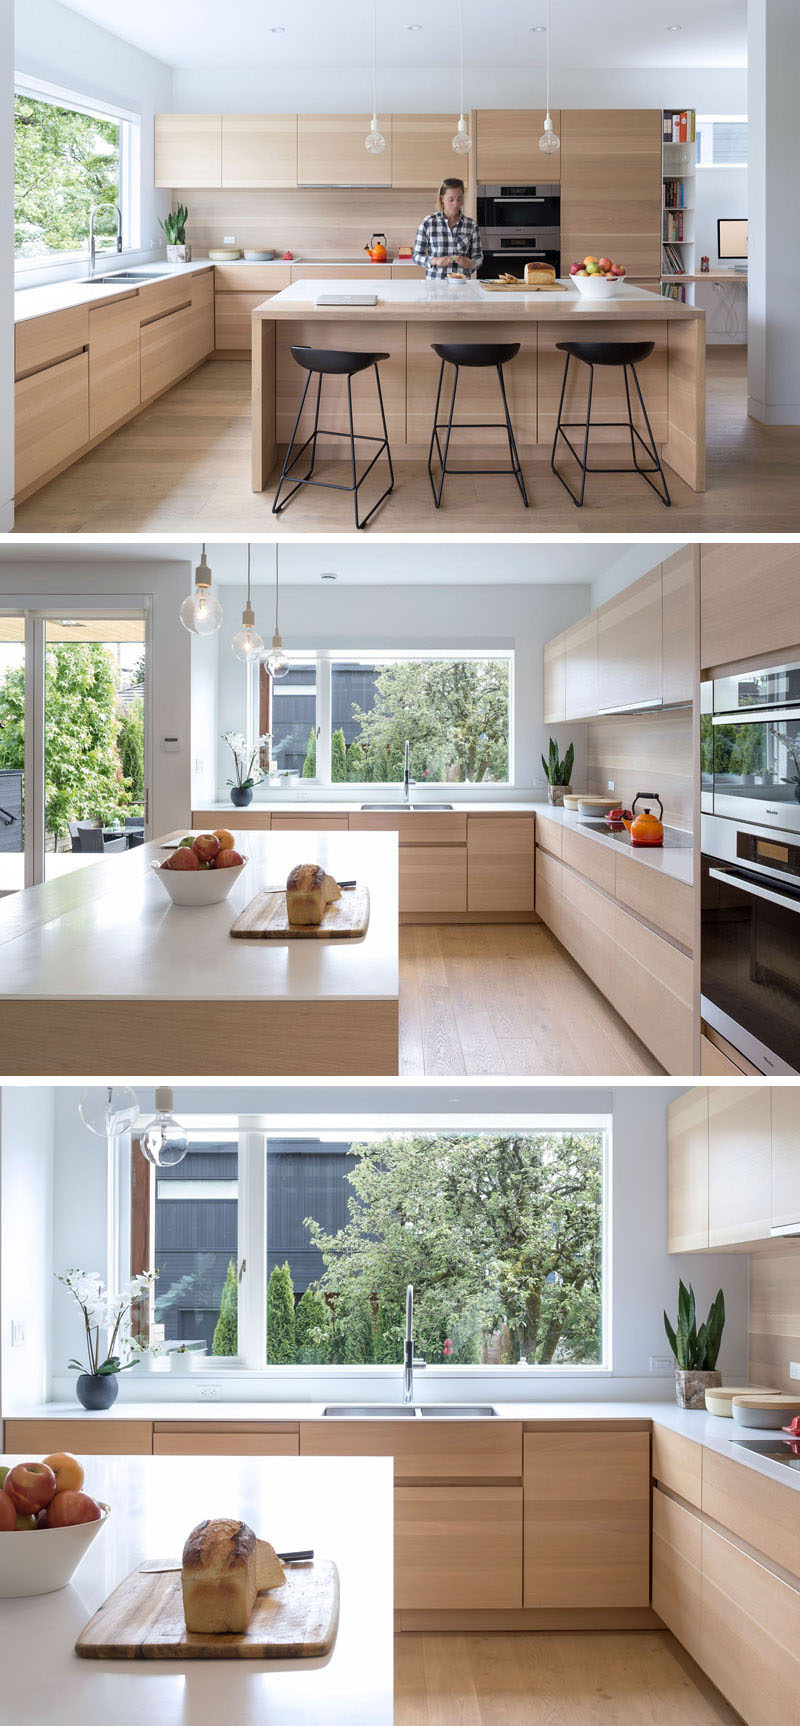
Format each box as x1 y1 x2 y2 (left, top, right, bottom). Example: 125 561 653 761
451 0 472 155
365 0 386 154
538 0 560 156
79 1086 140 1138
140 1087 189 1168
232 544 264 663
179 544 223 636
266 545 289 680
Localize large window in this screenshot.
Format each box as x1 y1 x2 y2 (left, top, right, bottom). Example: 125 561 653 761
14 80 138 264
696 116 748 169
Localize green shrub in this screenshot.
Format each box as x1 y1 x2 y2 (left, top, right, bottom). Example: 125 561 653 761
267 1262 296 1364
331 728 347 782
211 1259 238 1356
295 1287 333 1364
301 729 316 778
333 1285 375 1364
346 741 366 782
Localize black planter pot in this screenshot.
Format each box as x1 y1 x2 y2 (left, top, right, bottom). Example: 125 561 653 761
230 785 253 808
76 1372 119 1411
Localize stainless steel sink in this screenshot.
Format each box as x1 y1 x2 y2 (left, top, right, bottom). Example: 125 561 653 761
412 803 453 811
359 803 410 811
359 802 454 812
76 271 164 285
418 1405 497 1417
322 1403 497 1418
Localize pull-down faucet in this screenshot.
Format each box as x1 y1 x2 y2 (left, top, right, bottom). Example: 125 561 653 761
402 1283 425 1404
403 739 412 805
89 203 123 279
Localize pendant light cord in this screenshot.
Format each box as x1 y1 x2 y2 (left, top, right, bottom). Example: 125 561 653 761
545 0 550 119
275 545 280 632
372 0 377 118
459 0 464 117
246 542 252 608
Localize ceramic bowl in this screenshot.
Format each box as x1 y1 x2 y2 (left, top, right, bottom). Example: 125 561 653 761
561 794 584 811
571 273 625 297
731 1396 800 1429
0 1505 109 1597
151 857 247 907
705 1385 779 1418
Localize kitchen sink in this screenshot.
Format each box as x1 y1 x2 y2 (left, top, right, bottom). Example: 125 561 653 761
322 1403 497 1418
359 802 454 812
76 271 165 285
418 1405 497 1417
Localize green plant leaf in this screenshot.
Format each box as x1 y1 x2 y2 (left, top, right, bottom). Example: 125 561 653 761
663 1313 678 1362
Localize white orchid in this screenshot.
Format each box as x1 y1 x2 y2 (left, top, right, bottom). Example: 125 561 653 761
57 1266 159 1379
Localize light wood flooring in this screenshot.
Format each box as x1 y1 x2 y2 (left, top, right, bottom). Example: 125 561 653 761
14 346 800 533
395 1631 743 1725
398 924 661 1076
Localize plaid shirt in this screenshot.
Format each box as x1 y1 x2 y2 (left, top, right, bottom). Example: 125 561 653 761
413 211 483 279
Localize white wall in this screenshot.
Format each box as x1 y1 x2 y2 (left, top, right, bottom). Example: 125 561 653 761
14 0 173 284
211 581 593 802
693 162 748 344
0 0 13 529
0 1085 54 1412
747 0 800 423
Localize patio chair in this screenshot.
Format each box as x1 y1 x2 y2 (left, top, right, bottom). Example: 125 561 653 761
0 771 23 855
78 827 126 855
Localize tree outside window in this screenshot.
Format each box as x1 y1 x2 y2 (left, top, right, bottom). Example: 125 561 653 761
15 90 122 259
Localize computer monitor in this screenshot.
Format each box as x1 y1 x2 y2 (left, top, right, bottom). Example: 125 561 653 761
717 217 748 261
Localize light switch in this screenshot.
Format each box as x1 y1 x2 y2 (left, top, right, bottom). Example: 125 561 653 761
650 1354 673 1374
223 235 236 245
790 1362 800 1380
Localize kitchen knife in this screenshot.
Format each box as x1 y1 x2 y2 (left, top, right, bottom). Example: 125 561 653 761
139 1548 314 1573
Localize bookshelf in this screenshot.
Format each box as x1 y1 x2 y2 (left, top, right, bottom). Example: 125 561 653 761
662 110 696 303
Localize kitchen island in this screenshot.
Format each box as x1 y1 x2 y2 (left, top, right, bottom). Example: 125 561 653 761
0 829 399 1076
252 277 706 493
0 1453 393 1726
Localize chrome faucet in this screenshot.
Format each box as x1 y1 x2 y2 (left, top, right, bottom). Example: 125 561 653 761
402 1283 425 1404
89 203 123 278
403 739 412 805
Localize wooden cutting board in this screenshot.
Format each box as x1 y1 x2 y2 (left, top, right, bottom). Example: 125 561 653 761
75 1557 339 1661
481 280 565 292
230 883 370 940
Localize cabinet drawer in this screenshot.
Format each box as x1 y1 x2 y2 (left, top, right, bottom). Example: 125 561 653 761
534 817 562 860
652 1487 703 1661
89 296 141 440
15 305 89 379
216 292 277 350
467 816 534 913
349 812 466 844
701 1522 800 1726
299 1419 522 1481
269 814 349 831
192 809 270 831
613 857 693 951
290 264 392 281
611 903 693 1073
152 1427 299 1456
534 847 562 935
140 303 196 400
137 274 193 324
15 350 89 495
4 1418 152 1456
400 846 467 915
561 827 615 896
651 1424 702 1508
702 1448 800 1582
523 1431 650 1608
396 1486 522 1610
215 266 292 293
560 867 616 993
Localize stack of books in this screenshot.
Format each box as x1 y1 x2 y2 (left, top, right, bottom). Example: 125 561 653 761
664 180 686 210
663 211 686 242
663 111 696 143
662 242 686 275
661 281 687 302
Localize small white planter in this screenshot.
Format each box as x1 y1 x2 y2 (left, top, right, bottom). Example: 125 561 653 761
135 1351 162 1373
166 243 191 263
170 1350 206 1374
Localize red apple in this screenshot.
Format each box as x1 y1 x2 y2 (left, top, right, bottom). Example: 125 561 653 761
44 1490 103 1529
569 261 581 275
597 256 613 272
164 846 200 872
3 1462 57 1515
215 848 244 869
611 263 626 277
192 833 220 864
0 1493 16 1532
42 1452 84 1496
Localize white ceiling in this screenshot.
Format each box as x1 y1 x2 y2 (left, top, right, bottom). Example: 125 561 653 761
51 0 747 73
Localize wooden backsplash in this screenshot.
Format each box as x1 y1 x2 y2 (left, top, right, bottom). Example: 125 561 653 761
749 1243 800 1393
585 708 693 832
175 187 428 259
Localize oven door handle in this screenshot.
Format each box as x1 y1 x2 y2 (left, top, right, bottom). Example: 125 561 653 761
493 196 546 203
711 705 800 726
708 866 800 916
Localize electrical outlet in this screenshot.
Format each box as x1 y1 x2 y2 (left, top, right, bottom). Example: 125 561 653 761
650 1354 673 1374
223 235 236 245
11 1320 25 1347
200 1385 220 1400
607 779 615 792
790 1362 800 1381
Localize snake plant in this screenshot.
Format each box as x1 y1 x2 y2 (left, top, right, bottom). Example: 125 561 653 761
541 736 574 786
664 1281 725 1371
159 203 188 245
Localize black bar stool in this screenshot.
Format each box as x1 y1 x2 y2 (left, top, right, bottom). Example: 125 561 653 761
551 340 671 508
272 346 394 530
427 341 529 509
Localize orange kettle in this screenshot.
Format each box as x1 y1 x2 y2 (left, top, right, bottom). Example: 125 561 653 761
365 233 388 262
630 793 664 847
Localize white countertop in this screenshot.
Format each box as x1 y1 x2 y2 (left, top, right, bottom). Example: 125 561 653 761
0 830 399 1004
192 799 543 815
0 1454 393 1725
259 277 700 323
13 257 422 322
536 804 694 887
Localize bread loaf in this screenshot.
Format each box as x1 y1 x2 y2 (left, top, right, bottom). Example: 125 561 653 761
524 261 556 285
286 863 342 926
181 1518 258 1634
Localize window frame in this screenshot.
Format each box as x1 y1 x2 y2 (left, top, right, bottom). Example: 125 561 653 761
695 114 748 171
14 73 141 275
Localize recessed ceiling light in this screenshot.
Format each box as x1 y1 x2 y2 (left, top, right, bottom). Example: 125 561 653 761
270 25 286 33
664 23 683 30
406 24 423 31
529 25 546 31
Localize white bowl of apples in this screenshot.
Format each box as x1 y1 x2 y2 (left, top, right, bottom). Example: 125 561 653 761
152 829 247 906
570 255 627 296
0 1455 109 1597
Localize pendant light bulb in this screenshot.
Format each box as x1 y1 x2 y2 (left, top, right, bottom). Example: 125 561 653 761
452 0 472 155
452 115 472 155
79 1085 140 1138
140 1086 188 1168
180 545 223 636
266 546 290 679
232 544 264 663
365 1 386 153
538 0 560 155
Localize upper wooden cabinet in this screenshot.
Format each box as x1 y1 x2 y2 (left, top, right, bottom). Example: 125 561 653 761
700 544 800 671
392 115 470 189
155 114 222 187
667 1088 709 1253
221 115 297 188
543 631 566 723
662 547 696 706
298 115 393 185
564 610 598 718
597 566 662 713
476 110 561 183
523 1430 650 1608
771 1087 800 1229
708 1085 772 1247
561 109 662 279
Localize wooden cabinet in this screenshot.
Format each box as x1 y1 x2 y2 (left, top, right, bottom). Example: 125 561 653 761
561 825 615 897
186 271 215 369
700 1031 749 1075
400 846 467 915
4 1419 152 1455
652 1488 703 1662
700 1522 800 1726
523 1431 650 1608
542 631 566 723
392 115 470 189
667 1088 709 1253
700 544 800 671
597 567 662 713
221 115 297 188
270 814 349 830
140 300 195 401
298 116 393 186
155 114 222 187
476 110 561 183
708 1085 772 1246
564 611 598 718
651 1424 702 1509
702 1447 800 1582
534 816 562 860
89 295 141 440
661 547 696 706
349 812 466 845
15 351 89 497
395 1485 522 1610
215 265 291 351
467 816 534 913
771 1087 800 1229
561 110 662 280
534 845 562 938
613 856 692 952
15 306 88 379
299 1418 522 1481
560 865 616 996
611 903 693 1074
152 1424 299 1456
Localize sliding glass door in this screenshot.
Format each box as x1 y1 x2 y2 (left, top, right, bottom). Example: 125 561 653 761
0 615 25 895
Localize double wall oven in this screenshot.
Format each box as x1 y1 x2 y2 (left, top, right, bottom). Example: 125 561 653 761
476 183 561 279
701 658 800 1073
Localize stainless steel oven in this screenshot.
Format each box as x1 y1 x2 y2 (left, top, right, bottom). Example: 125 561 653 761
701 657 800 833
477 182 560 278
701 812 800 1074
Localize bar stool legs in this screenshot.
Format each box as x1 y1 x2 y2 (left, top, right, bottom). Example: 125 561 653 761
551 349 671 508
272 357 394 530
427 356 529 510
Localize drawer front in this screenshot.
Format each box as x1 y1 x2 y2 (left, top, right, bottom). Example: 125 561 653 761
89 296 141 440
701 1522 800 1726
702 1448 800 1582
395 1485 523 1610
4 1418 152 1455
190 269 214 308
192 809 271 830
290 264 392 280
140 303 196 400
651 1424 702 1509
349 812 467 844
534 847 562 935
400 846 467 915
652 1487 703 1661
561 827 615 896
392 265 426 279
467 816 534 913
216 291 277 349
299 1419 522 1481
269 814 349 830
700 1033 750 1076
523 1430 650 1608
153 1428 299 1456
137 274 193 324
15 351 89 495
614 857 693 952
15 305 89 379
560 866 616 994
215 265 292 293
611 903 693 1073
534 816 562 860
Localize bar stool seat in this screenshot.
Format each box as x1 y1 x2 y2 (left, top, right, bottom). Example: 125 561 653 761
551 339 671 507
272 345 394 529
427 341 529 509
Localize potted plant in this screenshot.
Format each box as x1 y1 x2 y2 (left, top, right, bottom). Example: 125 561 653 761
222 730 271 808
169 1343 206 1374
664 1281 725 1408
57 1268 158 1410
159 202 191 262
132 1335 163 1373
541 737 575 806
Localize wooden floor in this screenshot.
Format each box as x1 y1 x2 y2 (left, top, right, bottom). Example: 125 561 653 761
395 1631 743 1725
398 924 661 1076
14 346 800 533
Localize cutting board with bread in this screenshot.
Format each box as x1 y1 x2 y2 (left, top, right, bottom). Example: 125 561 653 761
230 864 370 940
76 1519 340 1661
482 261 563 292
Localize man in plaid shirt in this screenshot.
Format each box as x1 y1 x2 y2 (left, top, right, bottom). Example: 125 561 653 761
413 178 483 280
